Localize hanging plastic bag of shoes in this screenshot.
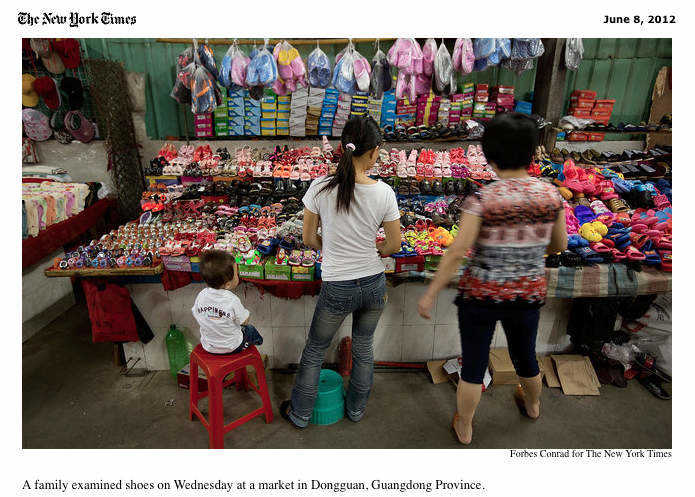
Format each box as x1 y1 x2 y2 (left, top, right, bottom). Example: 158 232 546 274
191 40 217 114
433 40 453 95
170 47 195 104
219 44 237 88
503 38 545 75
308 44 332 88
246 40 278 88
452 38 475 75
422 38 437 77
196 41 218 81
191 65 217 114
332 44 356 94
565 38 584 71
370 47 389 98
473 38 496 60
353 50 372 93
230 46 250 88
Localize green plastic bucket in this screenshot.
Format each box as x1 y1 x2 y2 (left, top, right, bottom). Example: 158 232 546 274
310 369 345 425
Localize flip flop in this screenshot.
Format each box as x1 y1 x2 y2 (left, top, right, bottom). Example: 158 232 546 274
574 246 603 264
451 413 471 445
513 384 539 420
279 400 305 429
658 250 671 271
643 249 662 266
624 245 646 261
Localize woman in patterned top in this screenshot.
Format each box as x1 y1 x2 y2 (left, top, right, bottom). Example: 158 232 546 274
418 113 567 445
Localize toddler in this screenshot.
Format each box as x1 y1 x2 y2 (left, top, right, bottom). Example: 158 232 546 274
192 250 263 354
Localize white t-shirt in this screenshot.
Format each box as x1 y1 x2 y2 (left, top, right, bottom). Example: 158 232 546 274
303 177 400 281
192 287 250 353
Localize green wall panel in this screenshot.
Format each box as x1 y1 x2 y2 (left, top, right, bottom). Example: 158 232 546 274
562 38 671 132
80 38 671 140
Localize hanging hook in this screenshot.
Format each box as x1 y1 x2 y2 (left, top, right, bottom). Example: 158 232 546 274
317 39 320 49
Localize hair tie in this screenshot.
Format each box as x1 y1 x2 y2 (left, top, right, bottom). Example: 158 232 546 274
345 143 356 151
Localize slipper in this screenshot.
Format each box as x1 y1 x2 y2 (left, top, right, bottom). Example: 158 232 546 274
610 248 627 262
629 232 649 249
451 413 471 444
658 250 671 271
624 245 646 261
589 241 611 253
567 234 589 249
643 249 661 266
605 232 630 248
513 384 539 420
279 400 306 429
638 376 671 400
573 246 603 264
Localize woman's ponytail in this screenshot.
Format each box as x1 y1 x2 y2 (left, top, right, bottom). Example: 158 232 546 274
318 116 382 213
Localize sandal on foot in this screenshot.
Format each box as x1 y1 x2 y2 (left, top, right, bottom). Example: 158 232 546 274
513 384 540 420
451 413 471 445
280 400 305 429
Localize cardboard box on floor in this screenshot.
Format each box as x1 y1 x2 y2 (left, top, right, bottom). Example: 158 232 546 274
426 357 491 390
551 354 601 396
488 348 546 386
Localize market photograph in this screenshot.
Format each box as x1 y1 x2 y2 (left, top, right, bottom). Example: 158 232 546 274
21 37 672 449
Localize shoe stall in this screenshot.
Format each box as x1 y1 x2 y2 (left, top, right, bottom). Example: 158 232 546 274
34 38 671 376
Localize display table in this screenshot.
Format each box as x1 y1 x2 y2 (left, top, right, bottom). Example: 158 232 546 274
44 263 671 371
23 198 117 269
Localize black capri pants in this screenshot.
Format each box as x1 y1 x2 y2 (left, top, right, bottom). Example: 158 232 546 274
457 301 541 384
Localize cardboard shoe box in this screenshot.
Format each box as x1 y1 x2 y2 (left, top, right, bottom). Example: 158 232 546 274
264 260 292 281
488 348 545 385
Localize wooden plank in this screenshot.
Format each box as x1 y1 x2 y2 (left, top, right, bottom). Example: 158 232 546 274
44 264 163 278
156 38 397 46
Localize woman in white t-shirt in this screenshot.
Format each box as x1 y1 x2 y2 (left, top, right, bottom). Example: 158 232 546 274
281 116 402 429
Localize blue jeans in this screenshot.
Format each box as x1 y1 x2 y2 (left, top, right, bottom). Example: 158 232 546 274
289 272 387 427
209 325 263 355
457 302 541 384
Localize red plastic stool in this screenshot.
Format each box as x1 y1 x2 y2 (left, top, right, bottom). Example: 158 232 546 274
189 344 273 448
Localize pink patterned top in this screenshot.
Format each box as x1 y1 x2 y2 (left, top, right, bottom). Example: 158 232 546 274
459 177 563 307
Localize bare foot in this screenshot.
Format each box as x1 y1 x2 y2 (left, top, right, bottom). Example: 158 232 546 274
524 400 540 419
452 414 473 444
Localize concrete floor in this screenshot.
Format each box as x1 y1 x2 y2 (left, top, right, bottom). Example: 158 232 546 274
23 304 672 449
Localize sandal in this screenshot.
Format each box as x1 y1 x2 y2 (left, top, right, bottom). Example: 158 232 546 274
513 384 539 420
451 413 471 445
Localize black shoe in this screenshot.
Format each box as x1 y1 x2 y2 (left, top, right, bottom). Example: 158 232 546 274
285 179 298 196
432 180 443 195
274 180 285 195
638 375 671 400
280 400 306 429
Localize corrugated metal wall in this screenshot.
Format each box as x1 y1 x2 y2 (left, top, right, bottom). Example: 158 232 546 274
80 38 670 140
563 38 672 124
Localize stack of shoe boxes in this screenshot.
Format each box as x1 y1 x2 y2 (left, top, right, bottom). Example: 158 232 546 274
437 98 450 124
380 90 397 129
472 83 495 120
243 91 261 136
214 100 229 137
461 82 474 119
318 88 338 136
276 95 291 136
367 95 383 124
395 96 416 127
490 85 515 114
333 92 352 136
260 94 277 136
350 91 369 118
194 113 213 138
306 87 325 135
289 87 308 137
415 93 441 126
